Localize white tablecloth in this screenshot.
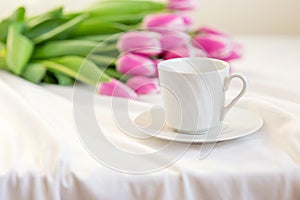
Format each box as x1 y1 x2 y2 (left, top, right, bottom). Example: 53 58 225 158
0 36 300 200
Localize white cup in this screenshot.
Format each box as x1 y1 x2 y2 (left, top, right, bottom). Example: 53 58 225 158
158 57 247 133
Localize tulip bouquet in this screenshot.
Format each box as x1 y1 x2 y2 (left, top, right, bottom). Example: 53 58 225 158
0 0 242 99
99 1 242 98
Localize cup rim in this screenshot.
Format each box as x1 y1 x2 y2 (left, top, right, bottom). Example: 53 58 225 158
158 57 229 75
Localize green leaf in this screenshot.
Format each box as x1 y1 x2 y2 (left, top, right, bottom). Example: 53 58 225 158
0 41 6 56
0 57 7 70
88 54 116 67
104 68 129 82
33 40 98 59
6 23 34 75
71 21 130 37
22 63 47 83
0 41 5 50
53 72 74 85
33 39 118 59
38 56 110 85
93 43 117 53
24 18 65 40
0 7 25 41
0 42 6 69
72 34 118 42
13 7 26 22
32 14 88 44
86 0 166 17
26 6 63 29
84 14 145 26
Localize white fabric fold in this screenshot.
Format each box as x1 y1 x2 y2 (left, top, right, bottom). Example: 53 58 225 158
0 36 300 199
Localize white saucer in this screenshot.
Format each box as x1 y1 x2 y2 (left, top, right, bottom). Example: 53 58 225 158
134 107 263 143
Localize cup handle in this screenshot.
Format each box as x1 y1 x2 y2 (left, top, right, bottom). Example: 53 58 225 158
222 73 247 118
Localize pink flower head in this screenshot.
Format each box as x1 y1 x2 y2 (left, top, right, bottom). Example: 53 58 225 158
193 33 242 61
142 13 191 33
117 31 162 56
164 45 206 60
168 0 198 11
181 15 193 28
116 53 156 76
193 34 229 54
197 26 229 37
160 32 190 51
222 43 242 61
98 78 137 98
127 76 160 95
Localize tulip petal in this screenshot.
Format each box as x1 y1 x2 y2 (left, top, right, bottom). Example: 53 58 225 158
193 34 229 54
164 45 206 60
181 15 193 27
160 32 190 51
142 13 188 33
164 46 189 59
168 0 198 10
198 26 229 36
222 43 243 61
117 53 156 76
192 27 242 61
117 31 162 56
98 78 137 98
127 76 160 94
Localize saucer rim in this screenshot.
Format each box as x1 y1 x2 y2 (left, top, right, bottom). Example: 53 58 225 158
134 107 264 143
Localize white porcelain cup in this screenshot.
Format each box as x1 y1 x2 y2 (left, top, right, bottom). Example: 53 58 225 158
158 57 247 133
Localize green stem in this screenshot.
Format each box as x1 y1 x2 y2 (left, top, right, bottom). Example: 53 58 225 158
93 44 117 53
72 34 119 42
38 58 110 85
104 68 129 82
32 14 88 44
0 57 7 70
88 54 116 67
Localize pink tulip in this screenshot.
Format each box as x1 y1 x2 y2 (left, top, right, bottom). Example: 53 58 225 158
98 78 137 98
197 26 229 36
164 45 206 60
221 43 242 61
142 14 191 33
193 34 228 54
127 76 160 95
181 15 193 28
168 0 198 11
160 32 190 51
192 26 242 61
116 53 156 76
193 34 242 61
117 31 162 56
